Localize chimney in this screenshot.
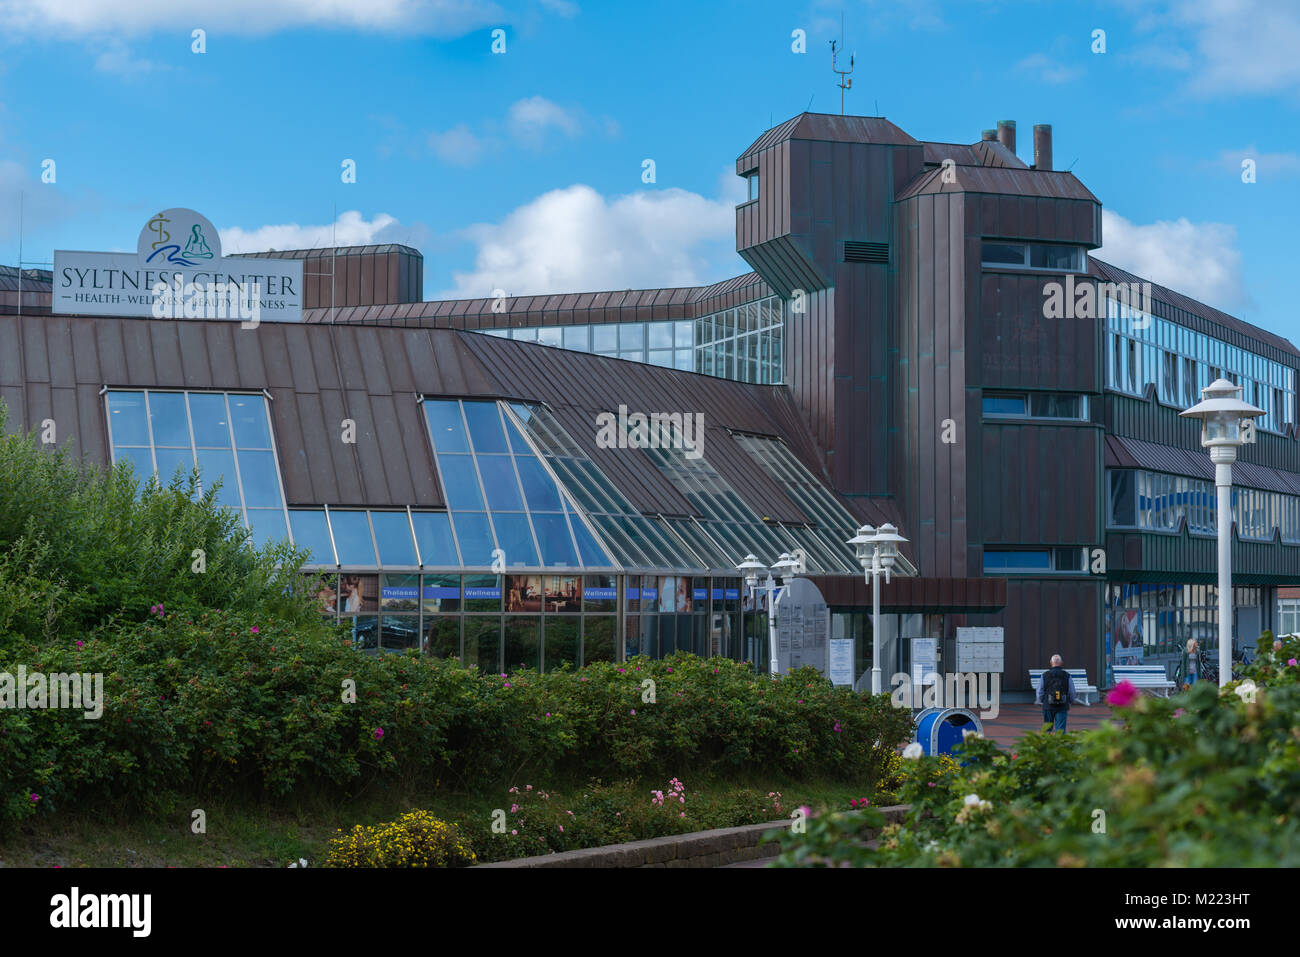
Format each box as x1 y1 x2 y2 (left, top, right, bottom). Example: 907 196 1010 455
1033 124 1053 171
996 120 1016 155
981 129 997 141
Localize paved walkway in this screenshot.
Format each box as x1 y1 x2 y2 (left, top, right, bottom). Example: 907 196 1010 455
979 701 1110 748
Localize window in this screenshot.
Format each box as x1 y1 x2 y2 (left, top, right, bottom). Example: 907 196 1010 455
981 242 1026 266
982 395 1026 416
1108 471 1136 527
744 170 759 202
982 548 1087 574
981 241 1085 272
982 392 1087 420
1028 244 1085 271
1279 599 1300 637
105 389 289 548
982 550 1050 571
1106 300 1299 433
423 399 616 571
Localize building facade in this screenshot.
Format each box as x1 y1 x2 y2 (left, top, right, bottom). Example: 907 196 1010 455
4 112 1297 691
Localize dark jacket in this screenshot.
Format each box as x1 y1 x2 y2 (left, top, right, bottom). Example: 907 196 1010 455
1036 666 1078 710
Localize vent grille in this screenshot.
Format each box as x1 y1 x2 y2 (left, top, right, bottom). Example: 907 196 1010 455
843 241 889 264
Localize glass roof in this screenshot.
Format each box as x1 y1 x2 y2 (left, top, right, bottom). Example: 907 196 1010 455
614 417 859 574
423 399 617 572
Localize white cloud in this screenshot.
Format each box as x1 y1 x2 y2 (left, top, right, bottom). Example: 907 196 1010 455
1016 53 1081 85
539 0 578 16
93 38 164 76
1126 0 1300 96
1096 208 1246 310
438 179 743 299
1206 145 1300 178
428 124 485 166
0 0 503 36
219 210 403 253
506 96 581 149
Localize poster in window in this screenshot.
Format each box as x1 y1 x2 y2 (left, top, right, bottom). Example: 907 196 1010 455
339 574 379 614
1114 609 1143 664
506 575 543 613
314 575 339 615
544 575 581 613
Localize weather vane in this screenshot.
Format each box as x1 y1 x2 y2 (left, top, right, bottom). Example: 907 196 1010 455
830 15 854 115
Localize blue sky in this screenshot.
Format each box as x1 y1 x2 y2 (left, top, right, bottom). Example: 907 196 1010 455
1 0 1298 337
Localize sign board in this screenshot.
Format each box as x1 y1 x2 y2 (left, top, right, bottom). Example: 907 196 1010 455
828 639 854 687
955 626 1005 672
773 577 829 675
53 208 303 321
910 638 938 686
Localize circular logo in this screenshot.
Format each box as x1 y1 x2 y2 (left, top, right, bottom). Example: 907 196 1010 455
137 208 222 266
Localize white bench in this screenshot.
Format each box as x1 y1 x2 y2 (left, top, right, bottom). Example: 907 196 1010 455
1113 664 1176 698
1028 669 1098 706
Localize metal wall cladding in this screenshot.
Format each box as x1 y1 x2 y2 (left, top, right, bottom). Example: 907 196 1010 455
229 246 423 310
975 423 1102 545
1106 529 1300 583
1106 394 1300 476
808 574 1007 613
960 577 1102 692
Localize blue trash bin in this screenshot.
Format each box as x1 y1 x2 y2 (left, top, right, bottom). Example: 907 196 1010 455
914 707 983 757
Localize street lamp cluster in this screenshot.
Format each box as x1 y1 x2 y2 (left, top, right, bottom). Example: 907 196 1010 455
846 523 907 695
735 528 910 690
735 552 799 676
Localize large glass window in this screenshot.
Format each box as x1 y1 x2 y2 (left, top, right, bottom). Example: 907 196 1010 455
1106 468 1300 541
1105 297 1296 433
105 389 289 546
425 400 615 571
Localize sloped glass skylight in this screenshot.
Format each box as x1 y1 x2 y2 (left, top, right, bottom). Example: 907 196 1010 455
423 399 616 571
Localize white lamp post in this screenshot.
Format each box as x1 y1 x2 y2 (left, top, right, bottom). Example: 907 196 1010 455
769 552 800 676
736 553 800 677
736 555 770 674
847 523 908 694
1180 379 1264 688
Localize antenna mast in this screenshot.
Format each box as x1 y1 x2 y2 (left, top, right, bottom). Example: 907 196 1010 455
830 13 854 115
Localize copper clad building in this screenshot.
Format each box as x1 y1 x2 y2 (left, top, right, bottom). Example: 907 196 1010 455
5 112 1298 690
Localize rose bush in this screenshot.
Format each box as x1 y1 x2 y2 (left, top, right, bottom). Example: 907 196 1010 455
774 677 1300 867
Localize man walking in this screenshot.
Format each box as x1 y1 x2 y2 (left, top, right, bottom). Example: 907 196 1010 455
1036 654 1078 733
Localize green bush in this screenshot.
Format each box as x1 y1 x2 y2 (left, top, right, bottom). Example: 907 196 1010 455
0 398 913 830
0 400 314 656
774 665 1300 867
455 777 790 862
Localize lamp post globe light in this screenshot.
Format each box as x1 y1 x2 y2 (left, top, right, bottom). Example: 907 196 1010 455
1179 379 1265 688
847 523 908 695
735 553 802 677
735 554 773 675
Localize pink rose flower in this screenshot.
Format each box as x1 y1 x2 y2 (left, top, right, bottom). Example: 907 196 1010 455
1107 680 1139 708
